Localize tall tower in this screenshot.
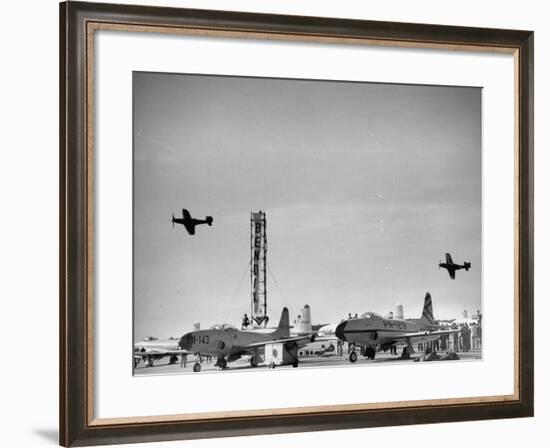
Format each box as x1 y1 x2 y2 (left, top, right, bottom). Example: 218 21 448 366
250 211 268 327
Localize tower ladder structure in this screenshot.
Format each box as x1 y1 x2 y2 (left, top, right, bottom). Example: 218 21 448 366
250 211 268 327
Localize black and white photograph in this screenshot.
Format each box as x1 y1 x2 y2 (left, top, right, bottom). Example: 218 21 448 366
132 72 483 375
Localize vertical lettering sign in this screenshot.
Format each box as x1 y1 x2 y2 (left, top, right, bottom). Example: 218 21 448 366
250 211 267 325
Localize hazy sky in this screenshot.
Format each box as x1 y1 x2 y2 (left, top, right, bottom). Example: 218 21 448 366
133 72 481 340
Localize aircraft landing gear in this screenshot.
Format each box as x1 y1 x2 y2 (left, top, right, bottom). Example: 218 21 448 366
250 355 258 367
216 356 228 369
366 347 376 359
169 355 178 365
191 353 203 372
349 351 358 363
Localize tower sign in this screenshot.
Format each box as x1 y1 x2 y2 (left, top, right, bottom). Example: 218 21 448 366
250 211 268 327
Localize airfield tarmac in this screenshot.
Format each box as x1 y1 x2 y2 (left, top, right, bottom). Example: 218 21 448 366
134 349 482 375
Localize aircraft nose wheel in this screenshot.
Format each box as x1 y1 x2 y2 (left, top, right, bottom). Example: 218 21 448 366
218 358 227 369
250 356 258 367
193 362 201 372
349 351 358 363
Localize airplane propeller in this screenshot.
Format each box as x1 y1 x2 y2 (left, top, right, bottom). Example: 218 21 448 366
172 213 174 228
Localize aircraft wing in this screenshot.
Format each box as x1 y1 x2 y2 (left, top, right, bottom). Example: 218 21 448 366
182 209 192 220
134 348 193 357
447 267 456 279
183 222 196 235
392 328 460 343
312 335 339 343
445 253 453 264
242 335 313 350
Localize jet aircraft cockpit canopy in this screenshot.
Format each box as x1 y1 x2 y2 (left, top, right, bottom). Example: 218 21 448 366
360 312 383 319
209 323 237 331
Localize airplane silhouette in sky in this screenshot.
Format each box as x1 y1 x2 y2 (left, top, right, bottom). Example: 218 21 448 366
439 252 471 279
172 209 213 235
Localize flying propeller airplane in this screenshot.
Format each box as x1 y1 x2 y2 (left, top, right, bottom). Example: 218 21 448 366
172 208 213 235
439 252 471 279
179 307 313 372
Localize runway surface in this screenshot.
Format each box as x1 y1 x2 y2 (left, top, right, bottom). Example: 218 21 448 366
134 349 482 376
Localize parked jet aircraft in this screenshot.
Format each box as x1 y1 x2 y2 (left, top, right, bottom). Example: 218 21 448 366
335 293 459 362
179 307 312 372
133 337 192 368
292 304 315 336
439 252 471 279
294 308 340 355
317 323 338 338
172 208 213 235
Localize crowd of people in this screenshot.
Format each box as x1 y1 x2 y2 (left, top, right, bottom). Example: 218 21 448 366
416 321 482 354
414 313 483 355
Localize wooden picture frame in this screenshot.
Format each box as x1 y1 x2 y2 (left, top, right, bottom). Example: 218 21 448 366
60 1 533 446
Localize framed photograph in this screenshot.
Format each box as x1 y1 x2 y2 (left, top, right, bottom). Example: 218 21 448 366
60 1 533 446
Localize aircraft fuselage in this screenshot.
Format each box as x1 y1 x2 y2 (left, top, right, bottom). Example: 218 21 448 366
335 314 436 349
180 328 276 358
439 262 467 271
173 218 211 226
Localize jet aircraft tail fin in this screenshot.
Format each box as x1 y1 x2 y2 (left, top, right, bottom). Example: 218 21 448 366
272 307 290 338
293 304 312 334
420 292 436 325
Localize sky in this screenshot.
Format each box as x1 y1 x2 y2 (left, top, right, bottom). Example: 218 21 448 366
133 72 482 340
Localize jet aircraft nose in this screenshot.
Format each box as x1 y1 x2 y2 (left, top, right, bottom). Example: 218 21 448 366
335 321 347 341
179 333 193 351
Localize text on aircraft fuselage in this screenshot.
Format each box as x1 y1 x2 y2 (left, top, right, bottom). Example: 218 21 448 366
336 314 427 343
